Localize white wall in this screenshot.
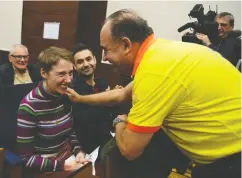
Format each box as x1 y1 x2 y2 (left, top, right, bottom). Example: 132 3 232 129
0 1 23 51
0 1 240 51
106 1 241 41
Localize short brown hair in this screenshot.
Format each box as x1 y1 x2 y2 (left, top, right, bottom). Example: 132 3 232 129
38 46 73 73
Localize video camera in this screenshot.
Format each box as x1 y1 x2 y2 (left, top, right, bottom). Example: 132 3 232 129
178 4 220 45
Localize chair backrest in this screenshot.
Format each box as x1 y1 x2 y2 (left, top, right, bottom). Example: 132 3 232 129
0 83 38 152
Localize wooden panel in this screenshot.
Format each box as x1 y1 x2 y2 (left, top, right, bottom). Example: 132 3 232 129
21 0 121 87
23 1 79 14
22 14 77 37
22 1 79 63
76 1 108 61
75 1 122 87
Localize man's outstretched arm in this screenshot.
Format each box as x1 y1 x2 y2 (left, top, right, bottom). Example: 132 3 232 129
66 82 132 106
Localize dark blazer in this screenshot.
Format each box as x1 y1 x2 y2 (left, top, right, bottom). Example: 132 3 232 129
0 62 42 87
72 74 114 153
209 36 241 72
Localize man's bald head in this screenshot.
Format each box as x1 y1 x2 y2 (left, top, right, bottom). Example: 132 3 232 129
104 9 153 43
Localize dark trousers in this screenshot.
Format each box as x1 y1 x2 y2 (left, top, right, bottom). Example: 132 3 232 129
100 129 241 178
100 130 190 178
192 152 241 178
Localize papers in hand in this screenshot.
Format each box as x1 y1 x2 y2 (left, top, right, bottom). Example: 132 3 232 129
86 146 100 175
65 146 100 175
65 155 75 163
110 131 115 137
64 155 84 171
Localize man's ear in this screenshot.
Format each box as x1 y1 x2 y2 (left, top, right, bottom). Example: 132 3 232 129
8 55 12 63
40 68 47 79
93 56 97 64
122 37 132 55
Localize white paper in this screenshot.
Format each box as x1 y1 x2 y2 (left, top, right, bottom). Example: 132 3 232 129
85 146 100 175
65 146 100 175
65 154 75 163
110 131 115 137
43 22 60 40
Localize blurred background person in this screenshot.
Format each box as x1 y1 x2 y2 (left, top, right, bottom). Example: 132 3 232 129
196 12 241 71
0 44 41 86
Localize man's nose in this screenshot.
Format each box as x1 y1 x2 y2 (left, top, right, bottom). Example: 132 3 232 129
83 60 89 66
218 24 222 30
19 57 26 62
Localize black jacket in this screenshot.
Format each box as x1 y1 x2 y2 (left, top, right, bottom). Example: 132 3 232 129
72 74 114 153
0 63 42 87
209 36 241 72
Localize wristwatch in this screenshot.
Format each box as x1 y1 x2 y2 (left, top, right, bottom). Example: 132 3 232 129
112 117 127 128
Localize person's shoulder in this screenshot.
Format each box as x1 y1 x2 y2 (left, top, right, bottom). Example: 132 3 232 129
94 77 109 90
27 64 42 81
95 77 107 84
0 63 12 73
72 74 87 88
19 87 37 107
27 63 40 71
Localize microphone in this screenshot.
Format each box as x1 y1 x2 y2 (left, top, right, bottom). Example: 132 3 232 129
178 23 194 32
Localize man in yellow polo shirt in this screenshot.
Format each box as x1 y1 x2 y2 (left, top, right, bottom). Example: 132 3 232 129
66 9 241 178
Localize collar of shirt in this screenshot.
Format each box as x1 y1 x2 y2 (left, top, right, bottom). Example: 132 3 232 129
13 65 32 84
72 75 106 94
131 34 156 78
37 80 63 101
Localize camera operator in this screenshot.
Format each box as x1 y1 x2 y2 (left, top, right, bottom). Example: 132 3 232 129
196 12 241 71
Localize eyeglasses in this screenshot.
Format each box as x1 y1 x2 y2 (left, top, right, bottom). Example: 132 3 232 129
11 55 29 60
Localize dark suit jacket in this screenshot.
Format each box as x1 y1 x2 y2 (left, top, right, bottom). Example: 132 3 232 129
72 74 114 153
0 63 42 87
209 36 241 72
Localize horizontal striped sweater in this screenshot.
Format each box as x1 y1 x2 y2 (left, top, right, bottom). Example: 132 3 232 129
16 81 82 172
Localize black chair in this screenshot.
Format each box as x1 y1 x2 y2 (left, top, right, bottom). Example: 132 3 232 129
0 83 38 152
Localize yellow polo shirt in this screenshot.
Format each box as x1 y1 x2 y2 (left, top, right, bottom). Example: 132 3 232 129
127 36 241 164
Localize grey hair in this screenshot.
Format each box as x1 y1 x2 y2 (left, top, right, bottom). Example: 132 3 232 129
216 12 234 27
9 44 29 55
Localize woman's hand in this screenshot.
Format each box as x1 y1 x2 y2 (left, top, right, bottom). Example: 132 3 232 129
64 159 83 171
75 152 89 165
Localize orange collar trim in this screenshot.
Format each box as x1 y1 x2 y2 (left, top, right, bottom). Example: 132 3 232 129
131 34 156 77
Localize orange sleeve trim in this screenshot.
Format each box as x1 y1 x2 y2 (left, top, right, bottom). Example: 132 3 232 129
127 122 160 133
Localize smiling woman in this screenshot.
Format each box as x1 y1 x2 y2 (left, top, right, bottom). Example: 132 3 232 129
38 47 74 95
16 46 89 173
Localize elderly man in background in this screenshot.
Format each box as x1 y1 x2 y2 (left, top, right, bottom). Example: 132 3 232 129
0 44 41 86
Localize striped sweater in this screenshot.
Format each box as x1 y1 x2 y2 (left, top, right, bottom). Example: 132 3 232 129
16 81 82 172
